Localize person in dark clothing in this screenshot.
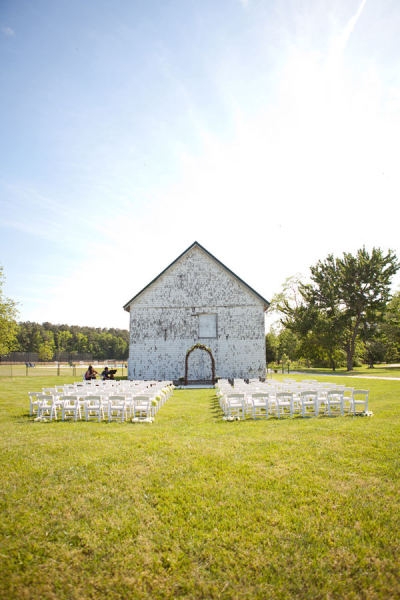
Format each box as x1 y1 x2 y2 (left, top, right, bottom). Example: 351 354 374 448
84 365 97 380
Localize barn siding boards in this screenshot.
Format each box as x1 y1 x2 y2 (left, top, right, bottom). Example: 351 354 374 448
124 242 269 381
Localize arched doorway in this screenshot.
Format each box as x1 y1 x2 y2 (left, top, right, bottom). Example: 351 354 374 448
184 343 216 385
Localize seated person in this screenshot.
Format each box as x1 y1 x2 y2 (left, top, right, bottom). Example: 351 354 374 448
84 365 98 380
101 366 110 380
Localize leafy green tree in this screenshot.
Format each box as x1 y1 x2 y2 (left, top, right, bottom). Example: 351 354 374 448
16 321 38 352
109 334 128 359
0 267 19 355
17 322 47 353
74 332 89 354
38 341 55 361
364 337 387 367
277 328 299 363
283 247 399 371
265 330 278 364
41 330 55 359
55 330 73 360
298 308 345 370
17 322 129 360
268 274 304 320
271 276 339 368
380 291 400 363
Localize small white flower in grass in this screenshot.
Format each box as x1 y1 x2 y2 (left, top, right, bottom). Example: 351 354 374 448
353 410 374 417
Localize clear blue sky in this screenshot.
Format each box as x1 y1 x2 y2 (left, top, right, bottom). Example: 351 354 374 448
1 0 399 329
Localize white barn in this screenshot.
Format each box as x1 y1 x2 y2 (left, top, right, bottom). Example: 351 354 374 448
123 242 269 383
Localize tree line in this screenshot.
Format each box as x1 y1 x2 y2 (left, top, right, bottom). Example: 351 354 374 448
13 322 129 361
266 247 400 370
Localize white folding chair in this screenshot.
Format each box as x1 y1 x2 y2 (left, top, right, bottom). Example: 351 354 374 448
28 391 42 417
275 392 294 418
84 395 105 421
61 396 82 421
225 394 245 420
133 395 153 421
349 389 369 415
300 390 319 417
251 393 270 419
107 395 127 422
326 389 345 416
36 394 58 421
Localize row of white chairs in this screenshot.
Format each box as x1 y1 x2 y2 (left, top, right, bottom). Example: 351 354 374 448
29 381 174 422
41 379 164 396
216 379 369 420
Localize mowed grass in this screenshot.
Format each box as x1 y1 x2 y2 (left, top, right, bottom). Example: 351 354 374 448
0 375 399 599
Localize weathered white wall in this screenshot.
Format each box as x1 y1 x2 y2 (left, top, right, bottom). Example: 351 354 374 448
126 245 266 380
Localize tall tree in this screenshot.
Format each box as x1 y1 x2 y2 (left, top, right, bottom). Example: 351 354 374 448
0 267 19 356
294 247 399 370
55 330 73 359
265 330 279 364
380 291 400 362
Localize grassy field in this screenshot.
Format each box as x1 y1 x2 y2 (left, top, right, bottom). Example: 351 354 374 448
0 374 399 599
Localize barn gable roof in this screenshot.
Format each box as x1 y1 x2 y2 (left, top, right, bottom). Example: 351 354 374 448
123 241 270 312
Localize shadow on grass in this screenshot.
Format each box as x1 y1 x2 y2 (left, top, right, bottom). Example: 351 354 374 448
210 395 224 421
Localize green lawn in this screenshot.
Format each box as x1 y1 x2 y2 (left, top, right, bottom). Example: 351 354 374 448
0 375 399 599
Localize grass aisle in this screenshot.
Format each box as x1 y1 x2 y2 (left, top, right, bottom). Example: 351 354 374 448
0 376 399 599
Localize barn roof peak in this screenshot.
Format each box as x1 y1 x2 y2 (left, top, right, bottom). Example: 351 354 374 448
123 241 270 311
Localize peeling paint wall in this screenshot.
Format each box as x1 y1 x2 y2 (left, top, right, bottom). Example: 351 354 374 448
126 246 266 380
